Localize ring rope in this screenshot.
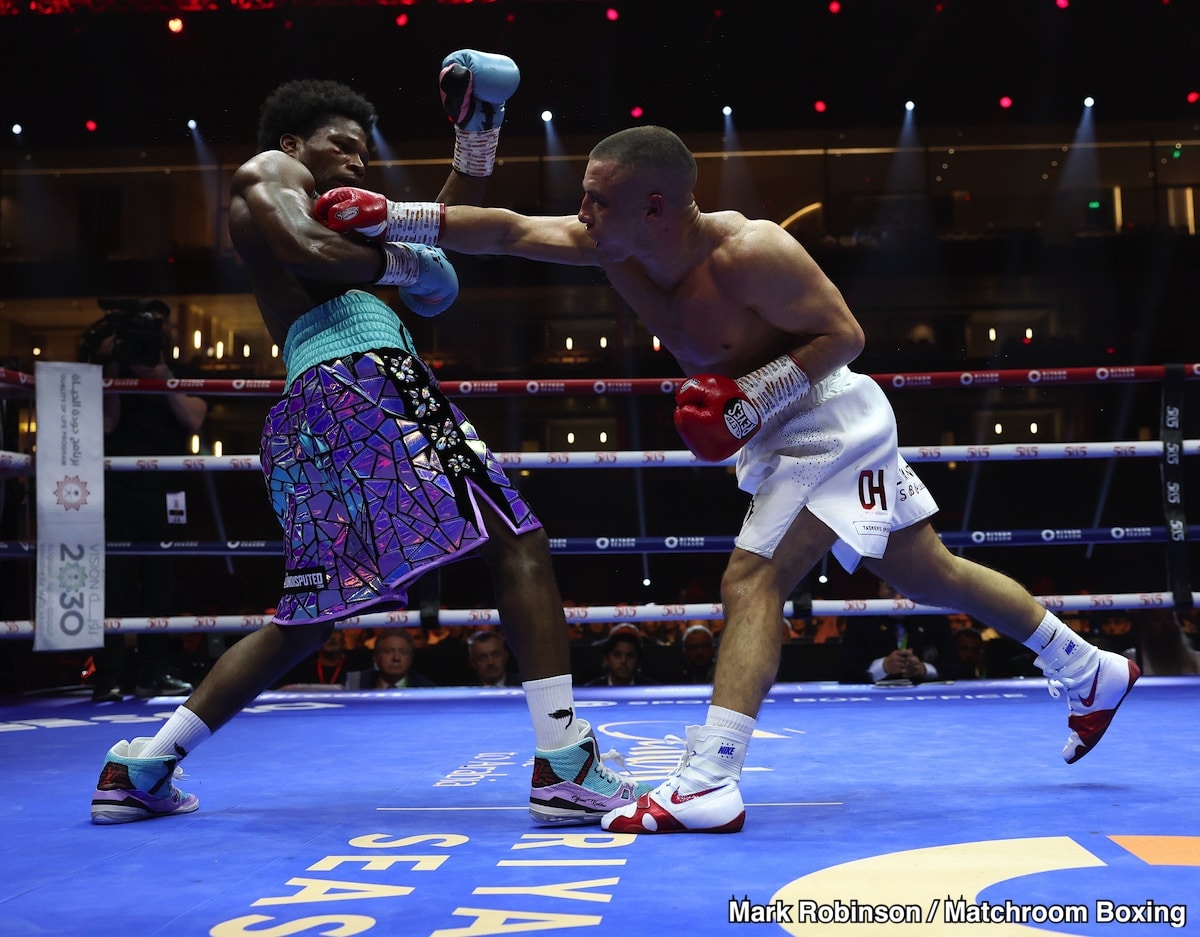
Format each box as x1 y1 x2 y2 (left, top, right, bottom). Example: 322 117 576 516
1 439 1195 477
4 362 1200 397
0 592 1191 639
0 525 1193 561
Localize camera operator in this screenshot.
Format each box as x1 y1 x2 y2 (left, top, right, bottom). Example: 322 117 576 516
80 299 208 702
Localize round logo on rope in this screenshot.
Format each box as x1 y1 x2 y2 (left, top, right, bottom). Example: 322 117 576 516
960 372 974 385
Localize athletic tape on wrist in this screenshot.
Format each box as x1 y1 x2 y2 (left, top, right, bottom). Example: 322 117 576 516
385 201 444 244
453 127 501 177
736 354 811 426
376 243 420 286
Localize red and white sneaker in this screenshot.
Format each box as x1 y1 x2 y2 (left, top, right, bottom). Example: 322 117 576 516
1046 649 1140 764
600 727 746 834
601 774 745 834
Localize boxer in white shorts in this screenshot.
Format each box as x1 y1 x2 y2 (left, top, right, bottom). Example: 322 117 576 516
320 124 1142 836
734 366 938 571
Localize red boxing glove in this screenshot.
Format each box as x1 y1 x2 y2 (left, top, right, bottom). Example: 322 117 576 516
314 187 388 237
673 375 762 462
314 187 444 244
673 355 811 462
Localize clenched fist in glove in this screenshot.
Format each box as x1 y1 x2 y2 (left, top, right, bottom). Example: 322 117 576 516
673 354 811 462
439 49 520 177
377 243 459 318
314 187 443 243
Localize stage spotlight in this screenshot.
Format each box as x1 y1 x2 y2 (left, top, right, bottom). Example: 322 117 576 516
814 100 827 113
630 106 644 119
11 123 21 136
722 105 732 117
605 6 618 21
167 17 183 33
1083 96 1095 108
187 119 197 131
1188 91 1200 105
999 95 1013 109
85 119 98 132
541 110 553 122
905 100 915 112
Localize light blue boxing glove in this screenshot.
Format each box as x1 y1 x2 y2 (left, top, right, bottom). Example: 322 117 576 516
376 243 459 318
439 49 520 176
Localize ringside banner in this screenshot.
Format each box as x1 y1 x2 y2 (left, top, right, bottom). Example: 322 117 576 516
34 362 105 652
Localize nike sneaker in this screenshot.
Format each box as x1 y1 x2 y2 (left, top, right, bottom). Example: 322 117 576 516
1045 649 1140 764
529 719 652 825
601 726 746 833
91 738 199 824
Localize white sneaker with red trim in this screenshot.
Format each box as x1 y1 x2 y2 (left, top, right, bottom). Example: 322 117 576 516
1044 649 1140 764
600 727 746 834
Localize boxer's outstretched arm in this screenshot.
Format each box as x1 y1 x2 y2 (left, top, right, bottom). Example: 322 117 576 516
440 207 597 266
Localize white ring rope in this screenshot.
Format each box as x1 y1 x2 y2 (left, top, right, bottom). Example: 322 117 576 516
1 440 1196 475
0 592 1191 639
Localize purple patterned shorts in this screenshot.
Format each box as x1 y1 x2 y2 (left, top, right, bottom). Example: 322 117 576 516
261 349 541 624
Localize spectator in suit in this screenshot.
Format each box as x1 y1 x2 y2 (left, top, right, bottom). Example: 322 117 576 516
466 630 521 687
586 629 657 686
838 581 965 684
345 630 436 689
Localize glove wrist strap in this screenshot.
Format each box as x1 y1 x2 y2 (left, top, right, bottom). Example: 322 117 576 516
452 127 501 177
384 201 444 244
376 243 420 286
736 354 811 427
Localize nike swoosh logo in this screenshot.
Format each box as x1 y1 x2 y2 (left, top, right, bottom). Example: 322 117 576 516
1079 670 1101 708
671 786 723 805
1039 628 1059 651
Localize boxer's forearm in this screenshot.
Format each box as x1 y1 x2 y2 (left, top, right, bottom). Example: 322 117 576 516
441 207 595 265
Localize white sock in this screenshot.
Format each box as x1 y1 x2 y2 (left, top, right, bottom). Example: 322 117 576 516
141 706 212 759
676 705 754 793
1023 611 1097 676
522 674 577 750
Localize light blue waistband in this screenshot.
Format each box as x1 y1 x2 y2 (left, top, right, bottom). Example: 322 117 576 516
282 290 416 387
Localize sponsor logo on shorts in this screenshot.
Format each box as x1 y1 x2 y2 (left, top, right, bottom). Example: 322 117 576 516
281 567 328 593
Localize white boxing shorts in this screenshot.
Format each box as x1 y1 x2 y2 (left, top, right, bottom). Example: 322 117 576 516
734 367 938 571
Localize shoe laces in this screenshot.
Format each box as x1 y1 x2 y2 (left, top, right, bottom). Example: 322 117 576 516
593 748 634 784
663 733 694 776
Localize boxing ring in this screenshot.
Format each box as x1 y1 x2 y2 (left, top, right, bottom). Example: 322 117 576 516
1 363 1199 935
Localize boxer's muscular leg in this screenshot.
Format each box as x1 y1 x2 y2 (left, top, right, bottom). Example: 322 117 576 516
714 508 838 717
183 620 332 732
474 501 570 680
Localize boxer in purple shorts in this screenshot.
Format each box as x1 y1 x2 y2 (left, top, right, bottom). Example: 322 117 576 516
90 68 649 827
262 309 540 624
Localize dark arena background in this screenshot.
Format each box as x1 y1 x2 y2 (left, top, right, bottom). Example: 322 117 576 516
2 1 1200 934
